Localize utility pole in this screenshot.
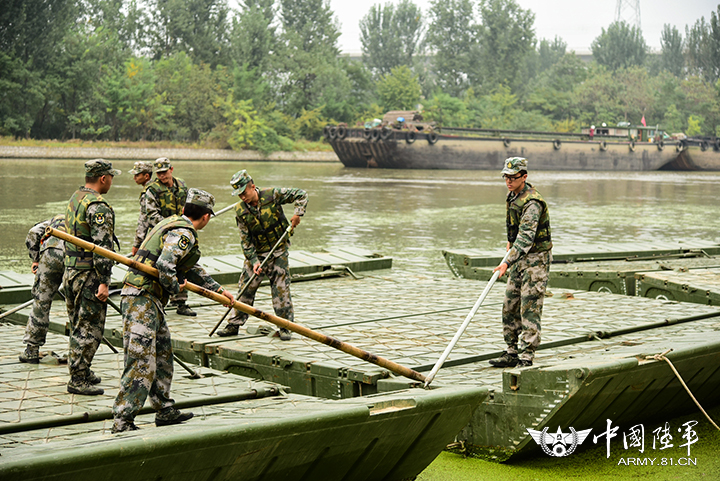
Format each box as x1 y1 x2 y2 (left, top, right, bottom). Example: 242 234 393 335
615 0 641 31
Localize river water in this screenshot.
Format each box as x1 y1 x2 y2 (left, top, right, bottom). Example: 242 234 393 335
1 158 720 275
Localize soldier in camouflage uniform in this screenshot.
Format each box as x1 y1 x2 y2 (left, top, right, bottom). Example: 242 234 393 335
140 158 195 316
216 170 307 340
129 161 154 257
112 189 234 433
64 159 120 395
490 157 552 368
19 215 66 363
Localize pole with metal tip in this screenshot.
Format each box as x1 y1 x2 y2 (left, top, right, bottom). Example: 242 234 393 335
0 299 35 320
209 224 293 337
211 203 238 217
46 227 427 383
424 249 511 387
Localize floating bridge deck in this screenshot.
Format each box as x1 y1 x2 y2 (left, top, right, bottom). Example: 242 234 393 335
2 263 719 461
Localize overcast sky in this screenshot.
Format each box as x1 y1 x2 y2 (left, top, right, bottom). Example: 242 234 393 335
328 0 718 54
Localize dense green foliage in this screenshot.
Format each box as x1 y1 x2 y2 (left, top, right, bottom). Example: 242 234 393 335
1 0 719 150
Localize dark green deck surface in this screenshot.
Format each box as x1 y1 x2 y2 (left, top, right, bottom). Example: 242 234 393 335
636 266 720 305
0 325 486 481
0 247 391 305
2 266 719 461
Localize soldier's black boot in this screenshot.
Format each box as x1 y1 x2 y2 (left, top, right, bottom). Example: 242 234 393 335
488 352 519 368
111 419 139 434
175 302 196 317
87 370 102 385
19 344 40 364
67 376 104 396
279 328 292 341
155 407 194 427
216 324 239 337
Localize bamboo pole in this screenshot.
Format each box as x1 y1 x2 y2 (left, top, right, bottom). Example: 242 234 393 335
47 227 427 383
0 298 34 320
212 203 238 217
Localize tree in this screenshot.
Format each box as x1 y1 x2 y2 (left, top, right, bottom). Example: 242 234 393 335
359 0 424 77
230 0 276 72
274 0 351 119
526 53 587 122
685 6 720 83
376 65 421 111
474 0 536 93
591 21 647 71
660 24 684 77
147 0 231 67
425 0 477 97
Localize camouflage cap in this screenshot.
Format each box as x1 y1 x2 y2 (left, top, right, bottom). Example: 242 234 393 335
85 159 121 177
128 161 153 175
230 170 253 196
501 157 528 176
154 157 172 172
185 188 215 215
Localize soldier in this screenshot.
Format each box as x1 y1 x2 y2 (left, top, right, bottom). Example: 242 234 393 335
129 161 154 257
19 215 66 363
216 170 307 340
64 159 120 395
141 157 195 316
489 157 552 368
112 189 235 433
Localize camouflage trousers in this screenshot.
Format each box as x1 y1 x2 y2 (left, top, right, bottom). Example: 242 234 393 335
23 248 64 347
229 249 294 326
65 269 107 378
113 293 174 425
501 250 551 361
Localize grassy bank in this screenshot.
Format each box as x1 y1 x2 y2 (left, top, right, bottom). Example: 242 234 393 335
0 136 333 152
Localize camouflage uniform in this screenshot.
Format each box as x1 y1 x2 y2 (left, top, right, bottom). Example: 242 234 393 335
112 189 223 432
225 171 308 332
130 161 154 251
64 159 120 393
499 158 552 364
21 215 66 357
142 158 191 308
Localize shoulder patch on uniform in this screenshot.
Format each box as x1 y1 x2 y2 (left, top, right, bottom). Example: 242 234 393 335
178 235 190 250
94 213 106 225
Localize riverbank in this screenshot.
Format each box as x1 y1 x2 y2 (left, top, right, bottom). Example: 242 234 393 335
0 145 339 162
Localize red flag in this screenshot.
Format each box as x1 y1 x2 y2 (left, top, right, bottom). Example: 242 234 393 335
641 115 646 126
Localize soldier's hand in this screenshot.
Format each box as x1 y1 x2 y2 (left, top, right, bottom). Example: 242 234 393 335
31 262 39 274
179 279 187 292
96 283 109 302
290 215 301 228
222 290 235 305
131 246 139 256
493 262 509 278
253 262 263 275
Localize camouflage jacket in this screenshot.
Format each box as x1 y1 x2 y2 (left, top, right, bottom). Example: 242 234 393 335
26 215 65 262
64 187 116 285
144 177 189 232
122 215 222 305
505 183 552 267
235 187 308 266
133 178 154 248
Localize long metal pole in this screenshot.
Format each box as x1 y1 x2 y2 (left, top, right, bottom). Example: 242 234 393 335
209 224 293 337
212 203 238 217
424 250 511 387
47 227 427 383
0 298 34 320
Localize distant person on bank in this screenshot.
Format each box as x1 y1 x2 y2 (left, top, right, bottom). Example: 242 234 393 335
138 157 195 317
216 170 307 340
489 157 552 368
64 159 120 395
112 189 235 433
